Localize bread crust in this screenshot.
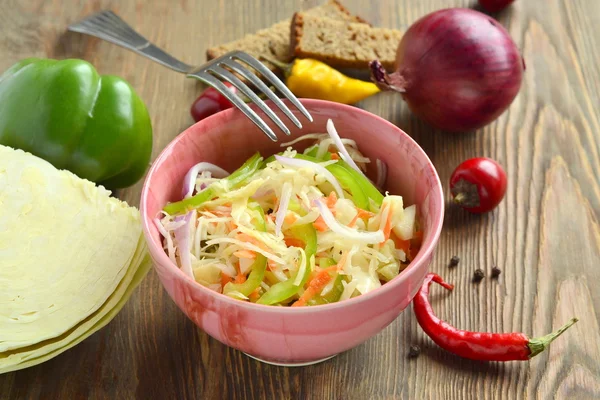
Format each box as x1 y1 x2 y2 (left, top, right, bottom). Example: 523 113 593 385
206 0 370 69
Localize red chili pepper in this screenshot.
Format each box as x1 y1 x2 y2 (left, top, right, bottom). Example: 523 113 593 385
413 273 579 361
190 82 236 122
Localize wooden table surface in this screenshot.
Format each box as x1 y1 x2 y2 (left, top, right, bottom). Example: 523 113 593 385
2 0 600 399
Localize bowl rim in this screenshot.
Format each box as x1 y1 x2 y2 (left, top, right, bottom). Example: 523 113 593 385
140 99 444 314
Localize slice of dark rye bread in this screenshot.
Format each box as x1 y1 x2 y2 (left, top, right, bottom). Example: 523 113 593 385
205 1 369 72
290 12 402 70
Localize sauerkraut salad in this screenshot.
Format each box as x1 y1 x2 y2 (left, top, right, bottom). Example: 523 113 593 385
157 119 421 307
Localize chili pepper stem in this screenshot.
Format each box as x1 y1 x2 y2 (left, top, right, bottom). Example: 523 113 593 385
429 273 455 291
453 192 466 204
527 317 579 358
260 56 293 77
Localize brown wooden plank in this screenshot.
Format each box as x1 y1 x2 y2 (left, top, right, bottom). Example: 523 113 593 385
1 0 599 399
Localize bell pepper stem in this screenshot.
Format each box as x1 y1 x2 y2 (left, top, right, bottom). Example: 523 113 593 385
528 317 579 358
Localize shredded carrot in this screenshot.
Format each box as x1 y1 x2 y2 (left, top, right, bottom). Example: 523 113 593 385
220 272 232 287
284 212 297 225
313 215 329 232
267 259 278 271
326 191 337 209
234 273 247 284
336 252 348 272
330 153 340 160
249 287 260 301
391 232 411 254
284 237 305 248
212 210 231 217
234 249 256 259
291 268 334 307
236 233 270 251
307 268 320 282
380 204 394 245
348 215 360 228
348 208 375 227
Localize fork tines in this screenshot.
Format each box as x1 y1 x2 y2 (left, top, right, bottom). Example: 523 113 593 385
189 51 313 141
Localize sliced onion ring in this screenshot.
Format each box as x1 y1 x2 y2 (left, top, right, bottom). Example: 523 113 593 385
182 162 230 199
174 213 194 278
326 119 363 175
280 133 326 147
314 199 384 244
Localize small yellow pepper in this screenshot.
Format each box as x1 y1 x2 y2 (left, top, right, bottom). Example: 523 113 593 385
265 58 379 105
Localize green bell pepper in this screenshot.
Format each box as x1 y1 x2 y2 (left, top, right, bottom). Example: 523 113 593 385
304 145 319 158
222 205 268 298
0 58 152 188
307 273 344 305
163 152 263 215
306 258 344 306
293 153 373 210
337 159 384 207
256 223 317 305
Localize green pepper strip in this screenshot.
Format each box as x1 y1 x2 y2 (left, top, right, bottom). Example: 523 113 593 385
337 159 384 207
307 258 344 306
304 146 319 158
256 223 317 305
163 152 263 215
308 274 345 305
223 205 267 298
298 148 382 207
293 154 371 210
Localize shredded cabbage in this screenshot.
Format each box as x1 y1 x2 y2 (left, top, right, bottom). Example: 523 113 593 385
157 121 421 306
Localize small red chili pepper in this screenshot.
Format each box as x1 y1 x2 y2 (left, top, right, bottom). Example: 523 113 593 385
190 82 236 122
413 273 579 361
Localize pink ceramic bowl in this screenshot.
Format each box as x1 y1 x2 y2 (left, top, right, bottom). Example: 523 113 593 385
140 99 444 366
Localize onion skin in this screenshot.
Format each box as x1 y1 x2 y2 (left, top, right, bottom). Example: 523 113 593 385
478 0 515 13
370 8 525 132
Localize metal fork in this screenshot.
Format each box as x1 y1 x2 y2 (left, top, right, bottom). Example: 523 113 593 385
67 10 312 141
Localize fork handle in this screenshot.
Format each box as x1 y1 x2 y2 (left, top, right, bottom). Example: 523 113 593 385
68 10 192 74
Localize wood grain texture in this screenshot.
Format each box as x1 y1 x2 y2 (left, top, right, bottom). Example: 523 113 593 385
1 0 599 399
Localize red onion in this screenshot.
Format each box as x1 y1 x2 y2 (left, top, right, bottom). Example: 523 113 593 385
182 162 229 199
369 8 524 132
174 213 194 278
478 0 515 13
325 119 362 174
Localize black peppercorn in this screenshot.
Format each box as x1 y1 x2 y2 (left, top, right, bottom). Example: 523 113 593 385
449 255 460 267
473 268 485 282
491 266 501 278
408 344 421 358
